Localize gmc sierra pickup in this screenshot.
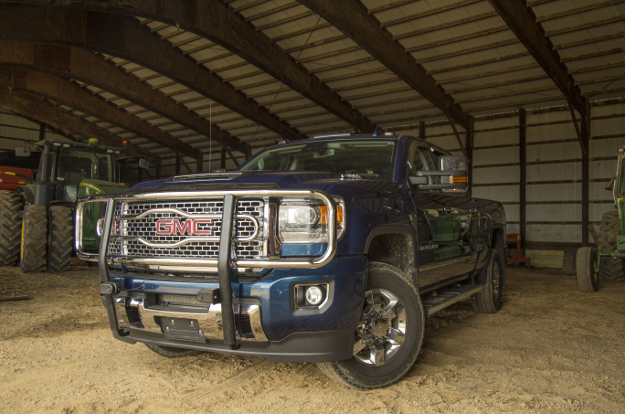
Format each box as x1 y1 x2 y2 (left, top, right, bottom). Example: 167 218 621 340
76 132 506 389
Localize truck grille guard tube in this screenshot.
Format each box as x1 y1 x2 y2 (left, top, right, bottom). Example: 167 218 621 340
75 189 338 348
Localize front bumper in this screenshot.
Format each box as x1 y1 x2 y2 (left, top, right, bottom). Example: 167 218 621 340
103 255 367 362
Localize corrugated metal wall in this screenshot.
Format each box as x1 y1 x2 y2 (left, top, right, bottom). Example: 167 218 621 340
0 110 70 153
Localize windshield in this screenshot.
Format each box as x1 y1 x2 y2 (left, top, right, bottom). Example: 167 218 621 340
57 148 113 182
240 139 397 180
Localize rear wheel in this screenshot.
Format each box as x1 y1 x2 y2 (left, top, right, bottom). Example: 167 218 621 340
576 247 598 292
0 191 22 266
47 206 73 273
316 262 424 390
20 205 48 273
144 343 202 358
597 210 625 282
473 249 504 313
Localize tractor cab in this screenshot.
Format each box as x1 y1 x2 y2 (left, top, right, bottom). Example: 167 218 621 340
24 138 128 208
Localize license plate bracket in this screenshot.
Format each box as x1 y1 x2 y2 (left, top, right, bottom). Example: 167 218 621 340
160 317 206 343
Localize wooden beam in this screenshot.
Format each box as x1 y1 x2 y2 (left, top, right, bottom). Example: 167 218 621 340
0 6 307 142
0 67 200 160
0 87 154 162
9 0 375 133
298 0 472 131
448 120 468 158
0 42 249 154
487 0 587 116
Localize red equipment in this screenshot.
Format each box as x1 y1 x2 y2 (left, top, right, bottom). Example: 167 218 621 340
506 233 531 270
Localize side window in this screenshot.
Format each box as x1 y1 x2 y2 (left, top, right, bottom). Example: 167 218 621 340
408 141 438 185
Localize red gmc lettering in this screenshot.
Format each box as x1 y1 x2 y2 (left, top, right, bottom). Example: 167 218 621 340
173 219 193 235
155 219 211 235
192 219 212 235
156 219 173 234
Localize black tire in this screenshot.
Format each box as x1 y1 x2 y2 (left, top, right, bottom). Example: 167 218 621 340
144 343 203 358
473 249 504 313
47 206 73 273
316 262 424 390
0 190 22 266
597 210 625 282
576 247 598 292
20 204 48 273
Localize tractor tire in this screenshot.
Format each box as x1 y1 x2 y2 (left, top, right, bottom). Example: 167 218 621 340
0 190 22 266
20 205 48 273
576 247 598 292
597 210 625 282
47 206 73 273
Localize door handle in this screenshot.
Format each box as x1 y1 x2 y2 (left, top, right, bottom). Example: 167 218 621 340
443 207 454 212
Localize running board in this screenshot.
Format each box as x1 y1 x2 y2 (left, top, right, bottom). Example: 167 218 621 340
422 284 483 317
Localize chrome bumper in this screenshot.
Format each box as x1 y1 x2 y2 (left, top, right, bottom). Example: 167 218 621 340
114 297 268 342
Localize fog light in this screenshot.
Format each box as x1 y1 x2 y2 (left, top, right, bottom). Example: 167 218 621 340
305 286 324 306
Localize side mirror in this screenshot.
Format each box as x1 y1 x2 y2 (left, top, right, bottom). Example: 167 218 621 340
409 156 468 192
15 147 31 157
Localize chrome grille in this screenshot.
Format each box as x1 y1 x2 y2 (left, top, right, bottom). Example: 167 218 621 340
107 199 263 260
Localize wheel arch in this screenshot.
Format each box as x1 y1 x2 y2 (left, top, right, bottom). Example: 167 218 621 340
364 225 418 285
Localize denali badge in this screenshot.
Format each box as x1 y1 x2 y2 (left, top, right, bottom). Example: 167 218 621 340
156 219 212 236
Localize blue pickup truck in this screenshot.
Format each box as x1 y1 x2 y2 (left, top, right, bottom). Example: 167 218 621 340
76 132 506 390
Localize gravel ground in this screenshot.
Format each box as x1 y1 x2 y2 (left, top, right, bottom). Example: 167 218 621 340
1 263 624 414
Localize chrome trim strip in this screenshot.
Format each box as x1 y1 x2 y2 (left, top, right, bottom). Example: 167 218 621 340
76 189 337 269
125 298 267 342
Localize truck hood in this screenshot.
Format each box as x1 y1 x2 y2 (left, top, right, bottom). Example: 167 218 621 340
129 171 402 198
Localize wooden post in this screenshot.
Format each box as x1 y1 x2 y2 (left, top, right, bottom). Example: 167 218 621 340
519 108 527 255
581 103 590 246
221 147 226 170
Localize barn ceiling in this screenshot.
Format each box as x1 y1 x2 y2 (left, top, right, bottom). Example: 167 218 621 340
0 0 622 171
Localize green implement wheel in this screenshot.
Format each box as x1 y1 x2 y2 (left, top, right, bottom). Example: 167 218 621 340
0 190 22 266
598 210 625 282
20 204 47 273
576 247 598 292
47 206 73 273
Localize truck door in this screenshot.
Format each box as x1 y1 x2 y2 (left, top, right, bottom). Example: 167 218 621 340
408 143 472 289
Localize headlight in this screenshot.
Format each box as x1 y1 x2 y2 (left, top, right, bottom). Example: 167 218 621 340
278 197 345 244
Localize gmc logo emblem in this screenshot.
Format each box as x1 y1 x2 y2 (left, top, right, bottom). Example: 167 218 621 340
156 219 212 236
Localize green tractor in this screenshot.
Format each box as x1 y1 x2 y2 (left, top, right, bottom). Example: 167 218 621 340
576 145 625 291
0 138 131 273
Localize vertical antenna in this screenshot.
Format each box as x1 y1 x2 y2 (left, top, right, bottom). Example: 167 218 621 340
209 102 212 173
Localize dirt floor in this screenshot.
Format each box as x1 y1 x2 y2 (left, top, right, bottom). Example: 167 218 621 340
1 263 624 414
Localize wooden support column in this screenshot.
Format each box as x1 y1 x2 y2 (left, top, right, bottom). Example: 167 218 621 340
519 108 527 255
155 157 161 179
221 147 226 170
581 103 590 246
197 152 203 173
175 157 181 176
137 165 143 182
467 117 474 190
38 122 45 140
419 121 425 140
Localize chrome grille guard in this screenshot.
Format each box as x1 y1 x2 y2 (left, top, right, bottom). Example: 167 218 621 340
74 189 338 270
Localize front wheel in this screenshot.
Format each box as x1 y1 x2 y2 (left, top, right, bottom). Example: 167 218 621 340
576 247 598 292
20 205 47 273
316 262 424 390
47 206 73 273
